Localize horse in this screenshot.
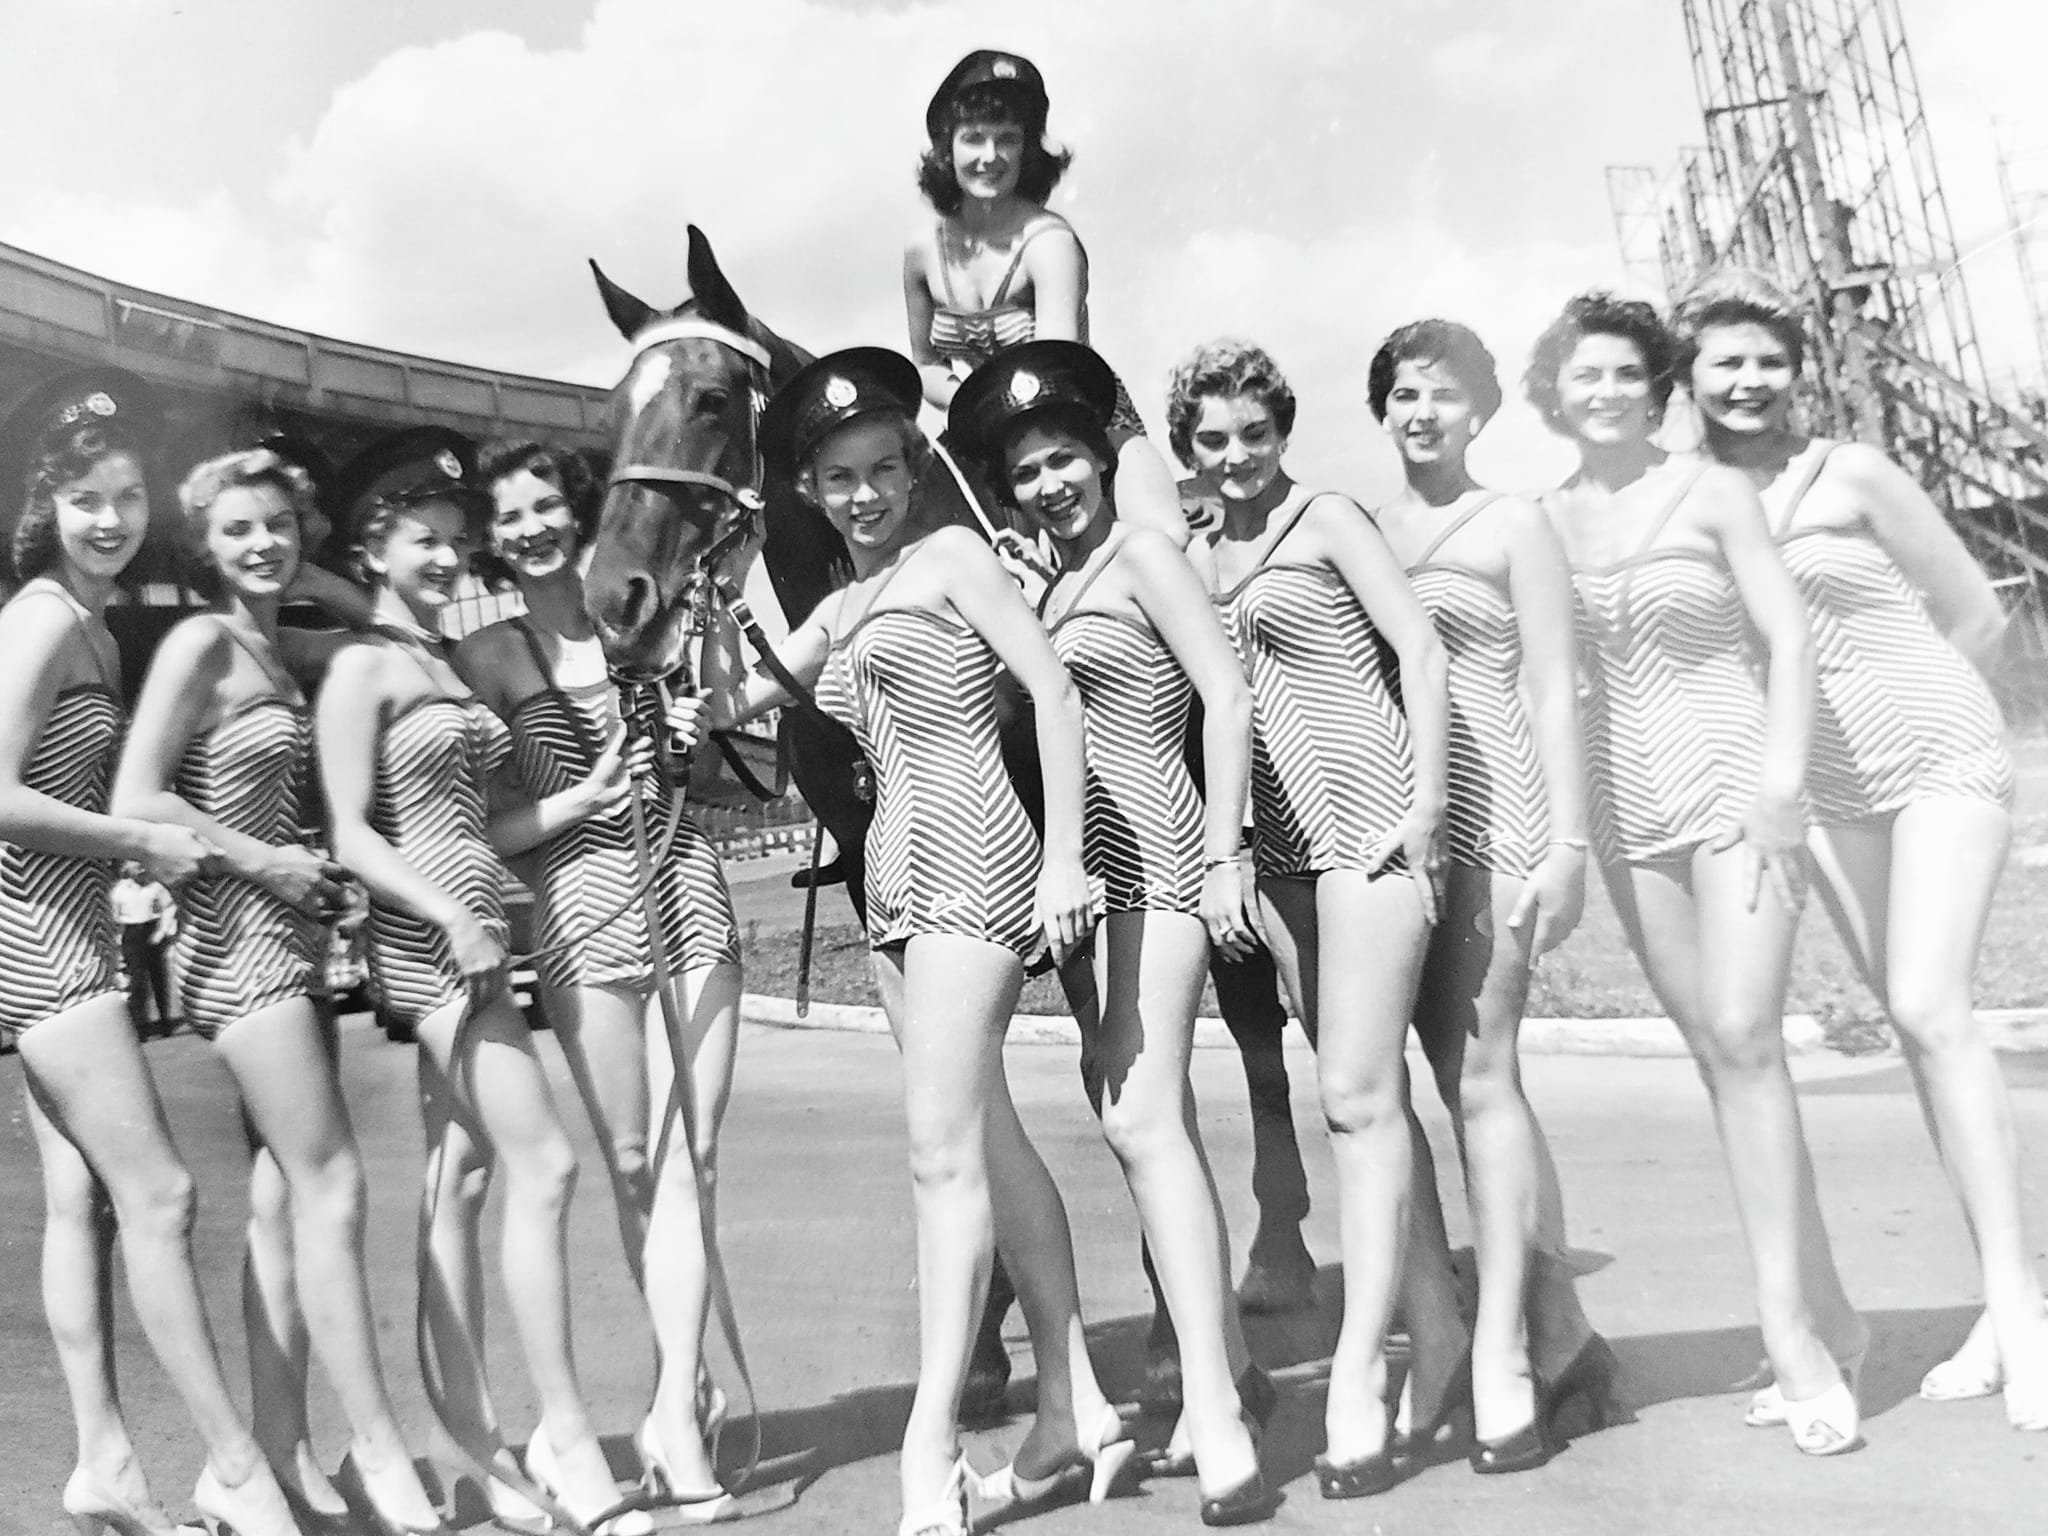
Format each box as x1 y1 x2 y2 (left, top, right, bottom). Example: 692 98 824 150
581 226 967 921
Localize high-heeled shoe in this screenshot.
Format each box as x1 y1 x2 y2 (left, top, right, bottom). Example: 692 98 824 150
1541 1333 1624 1443
1920 1353 2002 1401
192 1461 305 1536
634 1416 740 1523
974 1404 1136 1514
524 1423 651 1536
1468 1416 1551 1476
1198 1466 1282 1527
1783 1381 1862 1457
1314 1402 1405 1501
331 1452 453 1536
1745 1333 1867 1430
1139 1363 1281 1478
896 1456 967 1536
61 1466 183 1536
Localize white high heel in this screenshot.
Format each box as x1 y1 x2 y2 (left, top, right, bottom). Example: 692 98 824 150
1745 1333 1868 1429
896 1456 967 1536
634 1416 739 1524
60 1466 189 1536
191 1462 304 1536
524 1423 652 1535
973 1404 1134 1514
1783 1381 1862 1457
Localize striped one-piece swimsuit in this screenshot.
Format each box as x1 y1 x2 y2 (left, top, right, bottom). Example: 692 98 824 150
501 621 739 989
1562 467 1767 864
173 668 320 1033
814 605 1039 955
1773 443 2013 822
1404 495 1547 877
0 595 124 1036
1046 542 1202 915
1218 495 1415 879
366 662 514 1028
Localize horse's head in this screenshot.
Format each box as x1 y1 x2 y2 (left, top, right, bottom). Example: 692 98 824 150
584 225 805 681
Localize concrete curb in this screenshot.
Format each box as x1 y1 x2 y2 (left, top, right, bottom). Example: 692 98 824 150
739 993 2048 1055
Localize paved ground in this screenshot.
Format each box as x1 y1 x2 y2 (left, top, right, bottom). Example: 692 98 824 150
3 1015 2045 1535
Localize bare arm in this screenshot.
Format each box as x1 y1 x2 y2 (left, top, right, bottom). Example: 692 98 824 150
0 593 210 880
1023 223 1086 342
697 598 828 730
1705 467 1814 911
938 528 1093 960
904 234 957 411
1125 529 1257 956
1837 443 2007 670
1312 497 1450 914
112 616 343 913
1501 499 1590 952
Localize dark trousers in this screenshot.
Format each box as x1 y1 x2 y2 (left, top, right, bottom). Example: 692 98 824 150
122 923 172 1035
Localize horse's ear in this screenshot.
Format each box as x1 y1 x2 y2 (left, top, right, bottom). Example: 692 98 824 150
590 259 654 341
685 225 749 333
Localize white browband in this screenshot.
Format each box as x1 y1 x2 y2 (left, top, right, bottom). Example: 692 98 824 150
628 316 773 370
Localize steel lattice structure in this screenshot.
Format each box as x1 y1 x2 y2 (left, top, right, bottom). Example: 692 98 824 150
1609 0 2048 687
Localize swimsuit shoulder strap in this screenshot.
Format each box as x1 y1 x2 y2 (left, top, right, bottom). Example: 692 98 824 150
933 218 965 310
828 541 923 643
1256 488 1330 570
1771 440 1838 536
1631 460 1711 558
1042 529 1129 621
511 616 558 684
989 213 1073 308
1413 491 1505 568
21 580 120 693
214 619 301 703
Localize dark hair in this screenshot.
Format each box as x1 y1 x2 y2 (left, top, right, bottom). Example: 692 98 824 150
1366 319 1503 423
1165 338 1298 465
174 448 316 601
915 84 1072 215
1670 268 1808 375
990 403 1118 510
13 420 145 583
471 440 601 589
1522 292 1678 435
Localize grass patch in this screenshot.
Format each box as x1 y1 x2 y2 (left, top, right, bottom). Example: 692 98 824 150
739 738 2048 1022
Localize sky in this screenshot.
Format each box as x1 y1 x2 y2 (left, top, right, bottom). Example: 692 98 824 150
2 0 2044 500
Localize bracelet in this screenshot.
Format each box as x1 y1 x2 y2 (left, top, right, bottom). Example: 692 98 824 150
1547 837 1591 852
1202 853 1243 871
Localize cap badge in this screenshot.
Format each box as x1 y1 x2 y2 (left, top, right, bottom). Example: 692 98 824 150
1010 369 1041 405
823 375 858 409
992 58 1018 78
84 391 117 418
434 449 463 480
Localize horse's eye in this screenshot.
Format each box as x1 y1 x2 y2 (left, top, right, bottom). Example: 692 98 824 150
697 390 731 417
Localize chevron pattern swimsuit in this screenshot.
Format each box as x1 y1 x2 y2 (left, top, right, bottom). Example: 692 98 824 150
0 593 124 1037
1218 495 1415 880
1773 444 2013 823
172 668 320 1033
1046 547 1202 914
1404 495 1547 877
501 621 739 990
814 607 1040 955
365 653 513 1028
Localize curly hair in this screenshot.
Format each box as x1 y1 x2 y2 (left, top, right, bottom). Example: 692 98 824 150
1165 338 1298 465
988 403 1118 511
1522 292 1678 435
174 449 315 601
1366 319 1503 423
1670 268 1808 375
471 440 602 590
916 83 1072 215
799 411 931 494
347 491 487 591
12 420 146 584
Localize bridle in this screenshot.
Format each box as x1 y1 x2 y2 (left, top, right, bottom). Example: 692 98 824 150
603 315 773 691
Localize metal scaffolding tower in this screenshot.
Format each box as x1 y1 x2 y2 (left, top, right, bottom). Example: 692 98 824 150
1609 0 2048 697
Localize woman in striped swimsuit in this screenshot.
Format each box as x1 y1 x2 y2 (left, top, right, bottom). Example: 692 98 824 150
902 48 1184 546
695 347 1128 1536
1364 320 1611 1472
1676 270 2047 1431
455 440 741 1507
1166 337 1451 1499
0 396 309 1536
950 341 1275 1525
113 449 445 1534
317 469 654 1531
1529 292 1865 1456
